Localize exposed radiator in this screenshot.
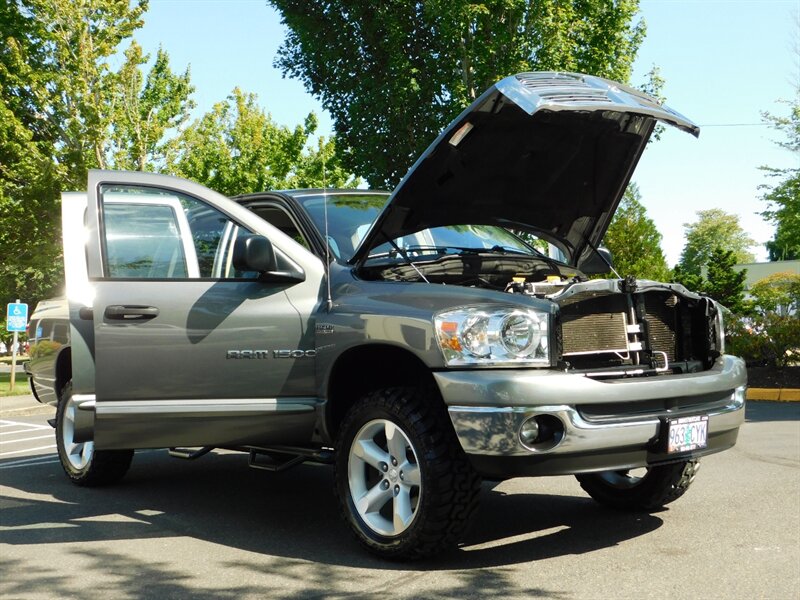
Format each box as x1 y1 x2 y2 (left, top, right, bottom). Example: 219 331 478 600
644 294 678 361
561 312 628 356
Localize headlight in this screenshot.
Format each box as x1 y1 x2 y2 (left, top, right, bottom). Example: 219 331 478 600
435 306 550 366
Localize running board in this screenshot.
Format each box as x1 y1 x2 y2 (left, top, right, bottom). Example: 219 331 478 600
247 445 334 473
168 446 214 460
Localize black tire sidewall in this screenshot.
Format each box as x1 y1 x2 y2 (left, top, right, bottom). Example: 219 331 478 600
55 381 133 486
55 381 90 482
334 387 480 559
335 395 429 553
577 460 698 511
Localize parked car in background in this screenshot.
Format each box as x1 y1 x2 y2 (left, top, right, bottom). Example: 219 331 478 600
35 72 746 560
25 297 70 405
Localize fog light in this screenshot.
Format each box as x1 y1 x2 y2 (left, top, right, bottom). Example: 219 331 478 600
520 418 540 446
519 414 566 451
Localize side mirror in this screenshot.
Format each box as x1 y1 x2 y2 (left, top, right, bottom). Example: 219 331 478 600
578 246 613 275
233 234 277 273
232 235 305 283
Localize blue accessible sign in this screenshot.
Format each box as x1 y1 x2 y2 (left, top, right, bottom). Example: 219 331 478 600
6 302 28 332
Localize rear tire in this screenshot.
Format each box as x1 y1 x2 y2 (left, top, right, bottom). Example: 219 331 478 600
334 387 481 560
56 382 133 486
576 460 700 511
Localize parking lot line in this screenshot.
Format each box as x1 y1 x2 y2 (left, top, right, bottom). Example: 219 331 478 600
0 434 54 444
0 444 58 457
0 419 51 430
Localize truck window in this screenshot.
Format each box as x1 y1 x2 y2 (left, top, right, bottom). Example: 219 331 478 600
99 185 256 280
104 203 189 278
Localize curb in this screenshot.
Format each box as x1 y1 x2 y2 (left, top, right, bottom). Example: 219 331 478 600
747 388 800 402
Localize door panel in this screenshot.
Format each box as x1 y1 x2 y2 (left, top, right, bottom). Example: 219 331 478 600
93 281 312 400
83 171 321 449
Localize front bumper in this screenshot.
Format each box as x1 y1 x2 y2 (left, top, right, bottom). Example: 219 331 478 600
435 355 747 479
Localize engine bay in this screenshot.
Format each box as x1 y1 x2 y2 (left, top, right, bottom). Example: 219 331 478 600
361 253 721 379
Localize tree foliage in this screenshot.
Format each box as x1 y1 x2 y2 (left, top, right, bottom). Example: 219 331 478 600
750 271 800 316
601 183 670 280
759 90 800 261
25 0 150 187
270 0 646 187
673 246 749 313
1 0 152 308
727 271 800 367
110 42 195 171
671 263 704 295
677 209 756 276
703 247 748 314
2 1 355 309
169 88 358 196
0 0 77 305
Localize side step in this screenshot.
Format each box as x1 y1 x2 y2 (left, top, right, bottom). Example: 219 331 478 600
169 446 214 460
247 445 334 473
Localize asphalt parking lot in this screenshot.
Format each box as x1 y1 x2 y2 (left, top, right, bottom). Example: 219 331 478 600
1 396 798 600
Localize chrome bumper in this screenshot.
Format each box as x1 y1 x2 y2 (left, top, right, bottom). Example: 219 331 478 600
436 355 747 460
447 387 745 457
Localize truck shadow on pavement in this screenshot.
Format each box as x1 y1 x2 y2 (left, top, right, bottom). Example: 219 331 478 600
1 452 663 565
0 450 662 597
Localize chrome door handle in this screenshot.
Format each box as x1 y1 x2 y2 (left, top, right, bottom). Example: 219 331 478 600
104 305 159 321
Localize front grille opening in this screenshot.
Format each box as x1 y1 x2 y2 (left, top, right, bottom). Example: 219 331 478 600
578 390 734 423
557 289 714 375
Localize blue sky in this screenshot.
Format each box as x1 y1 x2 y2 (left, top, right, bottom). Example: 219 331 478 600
134 0 799 265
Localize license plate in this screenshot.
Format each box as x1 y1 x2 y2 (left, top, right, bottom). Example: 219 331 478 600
666 415 709 454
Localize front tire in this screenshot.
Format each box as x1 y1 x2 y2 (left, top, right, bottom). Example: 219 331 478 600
576 460 700 511
56 382 133 486
334 387 481 560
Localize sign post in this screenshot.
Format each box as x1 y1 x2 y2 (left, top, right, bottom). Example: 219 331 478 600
6 300 28 392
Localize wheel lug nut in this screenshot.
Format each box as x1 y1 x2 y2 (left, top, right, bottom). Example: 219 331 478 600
394 485 400 495
391 457 398 466
381 480 390 490
399 471 404 480
380 462 388 472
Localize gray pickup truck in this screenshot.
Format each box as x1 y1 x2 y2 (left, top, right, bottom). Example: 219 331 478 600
40 72 746 559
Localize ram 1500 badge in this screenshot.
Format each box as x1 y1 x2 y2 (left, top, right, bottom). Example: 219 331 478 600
42 72 746 560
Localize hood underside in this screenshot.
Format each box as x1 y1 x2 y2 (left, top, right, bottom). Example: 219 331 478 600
351 72 699 266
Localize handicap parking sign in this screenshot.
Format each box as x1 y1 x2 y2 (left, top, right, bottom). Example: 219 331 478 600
6 302 28 332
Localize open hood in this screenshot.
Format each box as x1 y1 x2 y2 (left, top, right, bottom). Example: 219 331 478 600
350 72 699 266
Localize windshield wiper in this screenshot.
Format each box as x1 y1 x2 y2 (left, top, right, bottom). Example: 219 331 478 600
488 245 535 256
402 244 535 256
365 244 536 262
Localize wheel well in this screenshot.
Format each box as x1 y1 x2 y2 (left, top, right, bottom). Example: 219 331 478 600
326 345 438 439
55 347 72 401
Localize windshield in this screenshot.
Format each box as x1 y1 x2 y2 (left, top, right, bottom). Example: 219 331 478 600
296 192 539 262
296 193 387 261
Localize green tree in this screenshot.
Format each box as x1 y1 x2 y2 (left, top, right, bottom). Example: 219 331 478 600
727 272 800 367
1 0 68 306
759 89 800 261
26 0 149 187
270 0 647 187
601 183 670 280
703 247 748 314
293 135 363 190
671 263 705 294
678 209 756 277
750 271 800 315
170 88 358 196
1 0 196 308
110 42 195 171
